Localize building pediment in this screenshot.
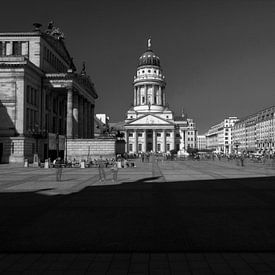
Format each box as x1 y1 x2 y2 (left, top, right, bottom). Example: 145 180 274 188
126 114 174 126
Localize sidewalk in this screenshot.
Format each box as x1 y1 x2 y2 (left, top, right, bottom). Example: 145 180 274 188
0 160 275 274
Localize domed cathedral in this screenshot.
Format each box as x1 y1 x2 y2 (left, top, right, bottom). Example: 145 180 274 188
124 39 197 154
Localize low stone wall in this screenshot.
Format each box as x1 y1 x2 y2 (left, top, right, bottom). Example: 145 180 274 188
66 138 117 161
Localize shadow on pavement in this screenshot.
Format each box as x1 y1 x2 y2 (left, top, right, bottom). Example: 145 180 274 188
0 176 275 252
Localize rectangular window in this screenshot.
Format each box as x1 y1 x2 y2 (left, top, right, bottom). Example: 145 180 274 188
0 42 3 56
166 133 171 137
138 144 142 151
142 97 145 103
157 144 161 151
128 132 133 137
53 117 56 132
59 118 62 133
157 132 161 137
129 144 133 151
166 144 170 151
45 114 49 131
46 94 49 110
12 41 22 55
26 108 29 130
138 132 143 137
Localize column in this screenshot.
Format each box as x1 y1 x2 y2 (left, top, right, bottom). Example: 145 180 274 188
73 92 78 138
66 87 73 138
125 130 129 152
144 129 147 152
158 86 162 105
153 129 156 152
152 85 155 105
87 102 91 138
85 100 88 138
78 95 83 138
171 130 175 150
90 104 95 138
82 99 86 138
163 89 166 106
134 87 137 106
145 85 148 104
163 129 166 152
133 129 138 153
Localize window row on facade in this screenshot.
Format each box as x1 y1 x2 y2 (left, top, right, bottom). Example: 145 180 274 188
0 41 28 56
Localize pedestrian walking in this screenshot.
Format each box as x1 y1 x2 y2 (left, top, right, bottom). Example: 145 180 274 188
55 157 63 181
97 156 106 182
111 161 118 183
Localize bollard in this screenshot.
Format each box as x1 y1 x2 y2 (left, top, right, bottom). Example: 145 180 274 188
24 158 29 168
44 159 49 169
80 161 85 168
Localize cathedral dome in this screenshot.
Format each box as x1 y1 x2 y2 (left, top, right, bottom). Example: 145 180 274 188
138 49 160 67
138 39 160 67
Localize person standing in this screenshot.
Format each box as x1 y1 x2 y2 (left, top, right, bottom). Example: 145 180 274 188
55 157 63 181
98 156 106 182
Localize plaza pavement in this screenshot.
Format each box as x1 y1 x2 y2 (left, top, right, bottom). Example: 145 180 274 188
0 159 275 274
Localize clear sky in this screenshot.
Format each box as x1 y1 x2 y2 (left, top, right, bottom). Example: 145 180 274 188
1 0 275 133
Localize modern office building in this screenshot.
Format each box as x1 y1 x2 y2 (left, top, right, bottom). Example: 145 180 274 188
206 117 238 154
232 106 275 153
123 40 197 153
0 22 98 163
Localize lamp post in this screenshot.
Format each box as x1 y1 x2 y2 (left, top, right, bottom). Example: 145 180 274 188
233 141 241 155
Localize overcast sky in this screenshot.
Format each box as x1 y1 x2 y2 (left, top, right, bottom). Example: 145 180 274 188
1 0 275 133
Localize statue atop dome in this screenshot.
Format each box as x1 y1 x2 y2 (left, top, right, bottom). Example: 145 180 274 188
147 38 151 49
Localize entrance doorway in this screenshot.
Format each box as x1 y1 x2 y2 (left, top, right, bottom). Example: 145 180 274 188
0 143 3 163
147 142 153 152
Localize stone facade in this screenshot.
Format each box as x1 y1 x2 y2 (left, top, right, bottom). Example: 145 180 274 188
232 105 275 153
206 117 238 154
0 23 98 163
66 138 124 160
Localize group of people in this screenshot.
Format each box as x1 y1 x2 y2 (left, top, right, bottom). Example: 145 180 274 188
52 156 120 183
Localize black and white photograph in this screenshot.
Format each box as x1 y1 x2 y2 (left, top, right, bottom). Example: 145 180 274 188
0 0 275 274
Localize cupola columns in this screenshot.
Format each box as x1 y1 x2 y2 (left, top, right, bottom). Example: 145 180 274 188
133 40 166 113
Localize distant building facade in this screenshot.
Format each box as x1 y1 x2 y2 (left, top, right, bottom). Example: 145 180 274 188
123 40 197 153
0 23 98 163
94 114 110 137
206 117 238 154
232 106 275 152
197 134 207 150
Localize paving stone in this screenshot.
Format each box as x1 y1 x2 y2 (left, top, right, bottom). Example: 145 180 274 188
189 260 209 269
186 253 205 261
167 253 186 262
131 253 150 263
248 262 273 273
240 253 263 263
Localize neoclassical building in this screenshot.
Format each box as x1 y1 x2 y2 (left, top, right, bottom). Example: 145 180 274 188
0 23 98 163
123 40 197 153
